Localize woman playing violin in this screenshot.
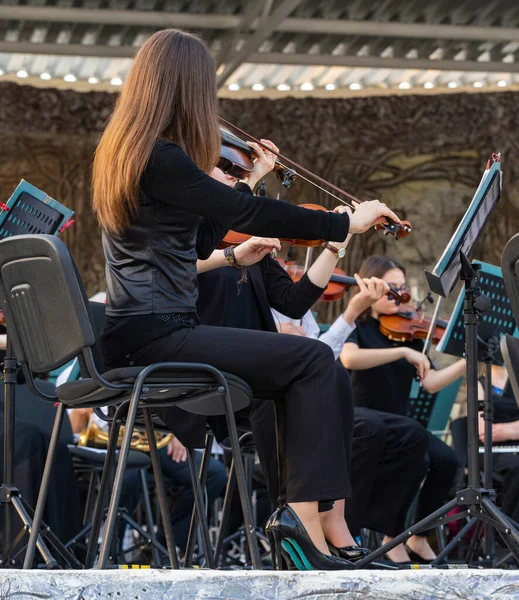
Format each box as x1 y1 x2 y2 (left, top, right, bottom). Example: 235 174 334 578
92 28 401 570
340 255 466 564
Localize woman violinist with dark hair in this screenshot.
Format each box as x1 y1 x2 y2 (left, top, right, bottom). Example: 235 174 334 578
91 28 402 570
341 256 465 563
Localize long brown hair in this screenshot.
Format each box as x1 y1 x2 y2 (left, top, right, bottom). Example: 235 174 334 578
92 29 221 235
357 255 406 321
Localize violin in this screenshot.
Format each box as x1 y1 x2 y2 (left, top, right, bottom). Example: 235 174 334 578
379 308 448 344
220 204 329 249
279 259 410 304
219 128 297 188
219 117 412 240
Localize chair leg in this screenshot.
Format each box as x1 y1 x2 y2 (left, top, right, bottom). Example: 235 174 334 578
214 457 236 567
184 433 214 567
23 402 65 569
141 408 180 569
185 447 215 568
139 469 161 566
85 408 124 568
97 383 144 569
221 389 261 569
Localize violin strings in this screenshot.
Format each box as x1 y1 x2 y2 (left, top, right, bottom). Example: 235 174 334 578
285 170 354 209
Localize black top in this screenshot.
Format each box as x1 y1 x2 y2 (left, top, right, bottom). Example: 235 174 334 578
346 316 423 416
197 255 325 332
493 383 519 423
100 140 349 365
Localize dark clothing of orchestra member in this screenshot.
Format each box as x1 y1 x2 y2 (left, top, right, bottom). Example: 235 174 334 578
483 385 519 525
346 317 460 533
100 140 353 507
197 254 429 536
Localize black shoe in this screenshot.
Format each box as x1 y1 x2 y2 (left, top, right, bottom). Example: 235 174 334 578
328 543 370 562
265 505 356 571
405 546 434 564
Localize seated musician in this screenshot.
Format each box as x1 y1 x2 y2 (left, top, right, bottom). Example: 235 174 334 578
196 154 431 565
340 255 464 563
478 365 519 525
92 29 404 571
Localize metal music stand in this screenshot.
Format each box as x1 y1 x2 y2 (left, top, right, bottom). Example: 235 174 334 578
357 154 519 569
435 261 519 564
0 180 77 568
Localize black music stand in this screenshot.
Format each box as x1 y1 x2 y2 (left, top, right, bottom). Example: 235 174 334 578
0 181 78 568
357 154 519 569
435 261 518 564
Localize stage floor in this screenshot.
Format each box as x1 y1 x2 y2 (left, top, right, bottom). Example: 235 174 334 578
1 568 519 599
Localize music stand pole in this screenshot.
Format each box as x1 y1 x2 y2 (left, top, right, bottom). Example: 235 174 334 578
2 338 16 562
481 336 498 563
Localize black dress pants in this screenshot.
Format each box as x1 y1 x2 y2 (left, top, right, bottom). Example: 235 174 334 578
414 431 460 534
248 362 354 512
346 408 428 537
125 325 351 505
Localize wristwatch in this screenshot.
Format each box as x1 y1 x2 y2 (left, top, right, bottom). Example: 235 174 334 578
324 243 346 259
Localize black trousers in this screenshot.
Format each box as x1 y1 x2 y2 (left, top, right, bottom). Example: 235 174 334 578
347 408 428 538
414 431 460 534
248 362 353 513
127 325 352 505
249 399 428 537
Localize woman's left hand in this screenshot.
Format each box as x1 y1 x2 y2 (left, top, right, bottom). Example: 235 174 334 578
245 139 278 189
233 236 281 267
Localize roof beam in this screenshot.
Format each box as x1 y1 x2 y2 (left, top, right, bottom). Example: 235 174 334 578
1 6 519 42
249 52 519 73
1 40 518 73
216 0 303 87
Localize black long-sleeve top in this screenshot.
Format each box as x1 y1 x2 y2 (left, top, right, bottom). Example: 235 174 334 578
101 140 349 364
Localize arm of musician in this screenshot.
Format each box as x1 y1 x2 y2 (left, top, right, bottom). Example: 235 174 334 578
340 343 408 370
492 421 519 443
196 218 229 259
305 235 352 288
0 334 5 351
421 358 466 395
266 258 325 319
69 408 93 435
197 250 229 274
197 237 281 274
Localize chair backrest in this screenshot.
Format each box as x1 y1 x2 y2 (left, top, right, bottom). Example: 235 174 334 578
408 377 462 434
500 335 519 409
502 233 519 331
0 234 96 373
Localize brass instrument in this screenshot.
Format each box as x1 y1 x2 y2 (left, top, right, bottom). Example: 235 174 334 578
77 419 173 453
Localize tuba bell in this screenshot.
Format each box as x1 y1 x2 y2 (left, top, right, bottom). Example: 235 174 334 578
77 419 173 453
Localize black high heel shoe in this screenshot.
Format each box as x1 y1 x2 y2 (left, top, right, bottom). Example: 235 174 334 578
405 546 434 565
265 505 356 571
328 543 370 562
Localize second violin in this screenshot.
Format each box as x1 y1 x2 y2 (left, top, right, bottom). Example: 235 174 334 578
379 308 448 344
279 259 410 305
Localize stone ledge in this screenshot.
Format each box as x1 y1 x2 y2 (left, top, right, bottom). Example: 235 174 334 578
1 568 519 600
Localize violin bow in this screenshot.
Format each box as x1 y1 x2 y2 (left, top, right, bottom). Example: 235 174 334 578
219 117 411 239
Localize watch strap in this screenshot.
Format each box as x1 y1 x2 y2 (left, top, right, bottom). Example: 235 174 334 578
324 242 342 257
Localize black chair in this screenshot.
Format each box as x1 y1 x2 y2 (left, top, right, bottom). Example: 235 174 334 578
0 234 260 569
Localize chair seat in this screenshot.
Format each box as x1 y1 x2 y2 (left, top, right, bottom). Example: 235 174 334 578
57 366 252 416
68 445 152 469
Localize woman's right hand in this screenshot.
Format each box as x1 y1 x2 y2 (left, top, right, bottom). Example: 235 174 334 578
403 347 431 381
348 200 402 235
